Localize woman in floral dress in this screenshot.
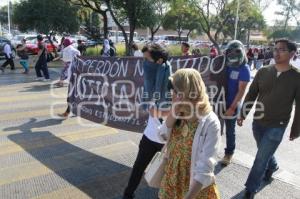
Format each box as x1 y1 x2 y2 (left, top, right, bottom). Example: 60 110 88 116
157 68 221 199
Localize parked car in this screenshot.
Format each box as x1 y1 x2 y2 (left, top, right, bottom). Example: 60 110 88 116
10 34 37 48
0 36 16 59
25 39 58 55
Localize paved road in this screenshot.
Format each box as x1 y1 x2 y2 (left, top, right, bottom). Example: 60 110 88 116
0 66 299 199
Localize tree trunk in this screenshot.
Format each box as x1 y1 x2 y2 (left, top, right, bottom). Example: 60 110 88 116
102 11 108 39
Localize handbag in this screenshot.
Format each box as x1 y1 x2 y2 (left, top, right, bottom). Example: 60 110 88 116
144 143 168 188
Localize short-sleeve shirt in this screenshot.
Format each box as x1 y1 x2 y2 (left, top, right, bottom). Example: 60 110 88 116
226 64 251 107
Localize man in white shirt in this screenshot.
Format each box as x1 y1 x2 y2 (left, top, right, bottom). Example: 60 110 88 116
0 42 15 72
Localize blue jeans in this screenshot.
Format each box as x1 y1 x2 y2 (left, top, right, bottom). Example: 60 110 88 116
245 121 286 193
224 118 237 155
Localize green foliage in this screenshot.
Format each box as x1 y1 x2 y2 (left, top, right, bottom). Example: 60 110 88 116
85 43 126 56
13 0 79 34
223 0 266 42
275 0 300 30
268 26 300 42
0 6 8 25
162 3 202 38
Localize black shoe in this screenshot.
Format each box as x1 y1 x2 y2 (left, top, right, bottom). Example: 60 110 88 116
243 190 255 199
122 193 135 199
264 166 279 182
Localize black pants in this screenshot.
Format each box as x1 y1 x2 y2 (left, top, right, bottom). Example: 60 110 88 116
1 56 15 70
35 60 50 79
123 135 164 198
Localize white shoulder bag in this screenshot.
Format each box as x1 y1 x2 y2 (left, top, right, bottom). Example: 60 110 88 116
144 142 169 188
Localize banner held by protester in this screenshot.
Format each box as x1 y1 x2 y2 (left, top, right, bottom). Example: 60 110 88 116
67 55 227 133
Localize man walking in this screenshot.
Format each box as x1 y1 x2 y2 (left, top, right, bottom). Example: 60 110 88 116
220 40 251 166
238 39 300 198
0 41 15 72
34 35 50 81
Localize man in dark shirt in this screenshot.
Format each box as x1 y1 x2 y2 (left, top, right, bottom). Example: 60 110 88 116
34 35 50 81
238 39 300 199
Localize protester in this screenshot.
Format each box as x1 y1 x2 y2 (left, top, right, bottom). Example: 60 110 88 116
255 49 265 70
34 35 50 81
132 43 143 57
56 38 81 87
59 36 65 52
263 47 274 65
0 41 15 73
210 46 218 58
192 48 201 56
141 45 151 60
181 42 191 56
16 39 29 74
77 40 86 55
238 39 300 199
109 39 117 55
57 39 81 118
253 48 259 70
247 48 254 68
101 39 115 57
220 40 251 166
123 44 172 199
157 68 221 199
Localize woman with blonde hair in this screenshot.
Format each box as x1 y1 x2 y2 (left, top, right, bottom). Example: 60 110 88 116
157 68 221 199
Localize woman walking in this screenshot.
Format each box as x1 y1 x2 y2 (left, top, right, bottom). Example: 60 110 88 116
157 68 221 199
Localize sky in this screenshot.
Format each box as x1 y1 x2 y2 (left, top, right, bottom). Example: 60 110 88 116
0 0 296 26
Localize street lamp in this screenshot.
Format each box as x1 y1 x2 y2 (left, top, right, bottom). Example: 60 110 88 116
234 0 240 40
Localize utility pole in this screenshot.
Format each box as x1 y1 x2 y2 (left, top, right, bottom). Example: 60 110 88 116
7 0 11 37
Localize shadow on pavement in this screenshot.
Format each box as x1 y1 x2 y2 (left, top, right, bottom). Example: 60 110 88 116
7 129 135 198
19 84 52 93
214 162 227 175
3 118 64 132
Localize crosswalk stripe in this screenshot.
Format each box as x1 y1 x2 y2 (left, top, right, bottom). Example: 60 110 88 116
0 93 66 103
0 107 66 121
33 187 90 199
0 141 135 186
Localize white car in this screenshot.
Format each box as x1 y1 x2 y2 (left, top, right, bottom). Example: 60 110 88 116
10 34 37 47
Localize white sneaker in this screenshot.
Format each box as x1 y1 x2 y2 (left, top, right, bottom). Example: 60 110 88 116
43 78 51 82
34 77 44 81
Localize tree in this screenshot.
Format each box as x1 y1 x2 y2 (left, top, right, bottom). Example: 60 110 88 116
105 0 149 55
68 0 154 55
137 0 170 41
189 0 232 53
162 3 202 41
222 0 265 46
0 6 8 25
78 8 102 39
66 0 109 38
13 0 79 34
275 0 300 31
252 0 273 11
